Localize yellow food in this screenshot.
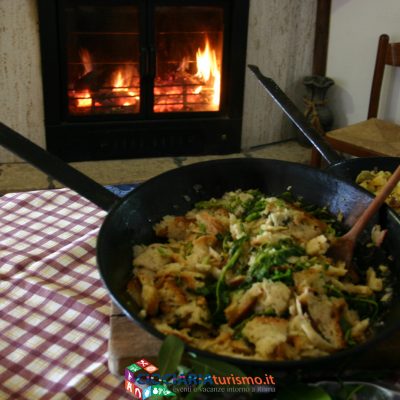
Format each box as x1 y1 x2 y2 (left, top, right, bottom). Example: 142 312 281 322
356 169 400 213
128 190 389 361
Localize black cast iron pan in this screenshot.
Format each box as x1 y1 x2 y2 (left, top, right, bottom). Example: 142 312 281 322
248 65 400 180
0 73 399 371
327 157 400 181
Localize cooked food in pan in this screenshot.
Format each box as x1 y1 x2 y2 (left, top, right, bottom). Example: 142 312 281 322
356 169 400 213
127 190 392 361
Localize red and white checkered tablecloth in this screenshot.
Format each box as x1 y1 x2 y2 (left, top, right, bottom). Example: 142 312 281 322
0 188 130 399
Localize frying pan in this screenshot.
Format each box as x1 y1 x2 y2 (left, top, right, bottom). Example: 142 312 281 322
1 70 400 371
327 157 400 181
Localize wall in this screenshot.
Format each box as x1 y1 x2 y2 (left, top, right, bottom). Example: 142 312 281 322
242 0 317 149
0 0 45 163
327 0 400 128
0 0 316 162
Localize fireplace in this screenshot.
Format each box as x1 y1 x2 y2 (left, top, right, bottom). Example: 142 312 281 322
37 0 249 162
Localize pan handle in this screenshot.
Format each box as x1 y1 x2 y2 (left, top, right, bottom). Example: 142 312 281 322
0 122 119 212
248 65 343 166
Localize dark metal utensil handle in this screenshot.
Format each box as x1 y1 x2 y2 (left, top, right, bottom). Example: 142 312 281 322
248 65 343 166
0 122 119 211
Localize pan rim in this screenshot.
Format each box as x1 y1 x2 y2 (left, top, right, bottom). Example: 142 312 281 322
97 157 400 369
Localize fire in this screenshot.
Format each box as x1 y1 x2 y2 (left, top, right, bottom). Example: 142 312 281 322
153 38 221 112
70 49 94 109
112 71 126 92
75 89 92 108
70 38 221 115
70 50 139 112
195 38 221 107
112 70 130 93
110 67 138 106
212 69 221 106
79 48 93 76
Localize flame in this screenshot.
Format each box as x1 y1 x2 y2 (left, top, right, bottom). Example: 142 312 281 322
153 37 221 112
79 48 93 76
71 39 222 115
110 66 138 106
75 90 92 108
112 70 129 93
195 38 221 107
212 69 220 106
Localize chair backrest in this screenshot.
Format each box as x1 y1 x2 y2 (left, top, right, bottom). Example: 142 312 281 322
368 34 400 118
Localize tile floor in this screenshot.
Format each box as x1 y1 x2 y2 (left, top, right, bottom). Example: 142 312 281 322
0 140 311 194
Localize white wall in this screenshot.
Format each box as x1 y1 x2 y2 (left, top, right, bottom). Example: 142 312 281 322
327 0 400 129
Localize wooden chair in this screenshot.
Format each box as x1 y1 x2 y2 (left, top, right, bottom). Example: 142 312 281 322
311 34 400 167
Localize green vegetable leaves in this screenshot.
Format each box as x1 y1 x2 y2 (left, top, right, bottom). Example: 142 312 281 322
196 189 266 220
277 383 332 400
248 239 305 283
158 335 185 376
347 296 379 321
278 191 345 236
157 336 249 400
195 191 249 214
215 235 248 316
243 191 267 221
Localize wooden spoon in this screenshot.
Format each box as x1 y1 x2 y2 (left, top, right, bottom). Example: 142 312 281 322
328 165 400 267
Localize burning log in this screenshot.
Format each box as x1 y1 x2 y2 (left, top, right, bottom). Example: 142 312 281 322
68 36 221 115
74 68 110 92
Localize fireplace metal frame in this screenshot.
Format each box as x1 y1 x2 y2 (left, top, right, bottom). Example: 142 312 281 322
37 0 249 161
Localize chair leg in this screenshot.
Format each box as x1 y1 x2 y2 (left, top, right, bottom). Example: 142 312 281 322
310 148 322 168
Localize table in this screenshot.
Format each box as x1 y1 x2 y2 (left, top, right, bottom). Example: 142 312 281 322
0 188 130 399
3 187 400 399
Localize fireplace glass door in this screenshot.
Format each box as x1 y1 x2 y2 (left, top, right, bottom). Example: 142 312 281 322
38 0 248 161
154 6 223 113
64 1 224 118
66 4 141 116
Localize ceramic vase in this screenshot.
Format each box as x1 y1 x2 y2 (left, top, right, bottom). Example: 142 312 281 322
301 75 335 146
